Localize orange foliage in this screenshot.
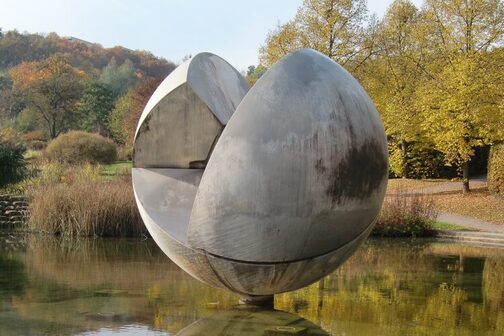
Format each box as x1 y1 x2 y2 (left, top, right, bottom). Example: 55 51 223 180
9 61 43 89
23 130 45 142
125 77 163 144
10 56 87 91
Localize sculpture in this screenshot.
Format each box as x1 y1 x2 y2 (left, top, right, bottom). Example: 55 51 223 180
132 49 388 301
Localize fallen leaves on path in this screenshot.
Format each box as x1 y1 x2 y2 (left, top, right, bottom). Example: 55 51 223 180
387 179 504 225
431 188 504 224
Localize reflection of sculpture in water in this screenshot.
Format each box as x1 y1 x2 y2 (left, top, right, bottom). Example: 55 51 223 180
132 49 388 302
176 308 328 336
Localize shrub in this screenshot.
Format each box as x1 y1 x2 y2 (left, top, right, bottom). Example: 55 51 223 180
117 145 133 161
45 131 117 164
23 130 46 142
372 190 438 237
28 176 146 237
0 129 27 188
488 143 504 195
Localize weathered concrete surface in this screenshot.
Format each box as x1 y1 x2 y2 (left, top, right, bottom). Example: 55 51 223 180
132 168 203 243
132 50 388 296
203 223 373 296
133 83 223 168
132 52 251 291
133 53 250 169
188 49 388 263
133 190 225 289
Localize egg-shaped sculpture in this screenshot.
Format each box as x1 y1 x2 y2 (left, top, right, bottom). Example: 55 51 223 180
132 49 388 299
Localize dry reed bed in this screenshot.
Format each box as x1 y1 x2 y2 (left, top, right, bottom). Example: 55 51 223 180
28 176 147 237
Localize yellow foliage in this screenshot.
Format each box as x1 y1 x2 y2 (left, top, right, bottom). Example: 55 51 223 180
259 0 368 67
488 143 504 195
260 0 504 178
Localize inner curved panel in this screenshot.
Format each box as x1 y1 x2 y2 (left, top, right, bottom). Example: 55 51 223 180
188 53 251 125
133 83 223 169
132 167 202 243
135 60 190 139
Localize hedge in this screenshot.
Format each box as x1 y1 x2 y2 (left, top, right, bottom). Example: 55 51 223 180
488 143 504 195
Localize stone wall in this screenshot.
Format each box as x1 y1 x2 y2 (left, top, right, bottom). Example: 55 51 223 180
0 194 28 229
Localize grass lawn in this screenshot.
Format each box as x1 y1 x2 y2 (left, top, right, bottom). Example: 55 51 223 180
431 221 475 231
100 161 132 177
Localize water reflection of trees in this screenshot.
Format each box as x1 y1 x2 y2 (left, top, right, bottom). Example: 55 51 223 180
1 237 503 335
14 236 239 335
276 240 504 335
175 309 329 336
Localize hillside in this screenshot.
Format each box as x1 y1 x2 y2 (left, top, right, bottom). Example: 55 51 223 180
0 29 175 78
0 29 176 147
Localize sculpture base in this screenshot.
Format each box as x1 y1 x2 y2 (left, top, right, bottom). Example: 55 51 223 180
239 295 274 308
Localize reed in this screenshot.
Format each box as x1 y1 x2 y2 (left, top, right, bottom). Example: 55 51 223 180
28 176 147 237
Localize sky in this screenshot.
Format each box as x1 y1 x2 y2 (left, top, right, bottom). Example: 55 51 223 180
0 0 424 71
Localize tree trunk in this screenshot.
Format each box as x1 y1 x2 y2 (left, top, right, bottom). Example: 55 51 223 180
50 124 56 139
401 141 409 179
462 161 470 194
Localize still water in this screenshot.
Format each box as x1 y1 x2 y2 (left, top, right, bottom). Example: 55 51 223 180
0 235 503 336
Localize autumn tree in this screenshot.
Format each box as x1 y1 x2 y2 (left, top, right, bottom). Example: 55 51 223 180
245 64 267 85
416 0 504 192
365 0 425 177
10 56 87 138
0 72 25 122
108 77 162 147
99 57 137 98
108 94 131 145
78 81 114 134
0 30 58 69
259 0 371 70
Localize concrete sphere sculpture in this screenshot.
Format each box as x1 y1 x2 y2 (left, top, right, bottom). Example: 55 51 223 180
132 49 388 299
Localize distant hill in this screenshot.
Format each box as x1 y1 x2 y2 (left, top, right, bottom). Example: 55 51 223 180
0 29 177 143
0 29 176 79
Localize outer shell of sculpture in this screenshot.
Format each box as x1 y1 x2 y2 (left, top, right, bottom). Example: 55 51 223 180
132 49 388 297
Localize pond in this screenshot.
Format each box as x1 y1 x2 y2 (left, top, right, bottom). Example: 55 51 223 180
0 235 503 335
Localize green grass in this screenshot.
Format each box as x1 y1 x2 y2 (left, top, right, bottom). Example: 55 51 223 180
100 161 132 177
431 221 475 231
